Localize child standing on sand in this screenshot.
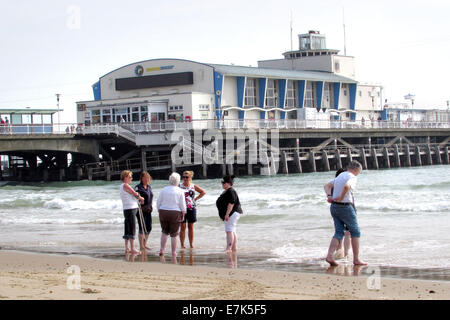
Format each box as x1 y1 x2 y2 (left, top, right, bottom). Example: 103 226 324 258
120 170 144 255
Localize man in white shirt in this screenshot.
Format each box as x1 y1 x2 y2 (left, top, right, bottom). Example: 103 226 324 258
324 160 367 267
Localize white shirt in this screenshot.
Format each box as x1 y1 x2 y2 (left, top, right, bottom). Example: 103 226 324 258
331 171 357 204
157 185 187 212
120 183 138 210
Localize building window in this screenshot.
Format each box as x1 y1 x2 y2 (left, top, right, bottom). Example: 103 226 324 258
199 104 210 111
32 114 42 124
131 106 140 122
304 81 316 108
91 110 101 124
323 83 333 109
244 78 257 107
168 114 184 121
169 105 183 111
42 114 52 124
285 80 297 108
102 109 111 123
265 79 278 107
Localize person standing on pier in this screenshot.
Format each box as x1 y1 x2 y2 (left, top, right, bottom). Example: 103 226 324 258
216 175 243 253
0 117 4 133
323 161 367 267
120 170 144 255
135 171 154 252
179 171 206 249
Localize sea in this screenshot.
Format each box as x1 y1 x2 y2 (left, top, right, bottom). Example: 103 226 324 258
1 165 449 281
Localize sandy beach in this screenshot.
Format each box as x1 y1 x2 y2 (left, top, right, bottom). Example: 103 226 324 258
0 250 449 300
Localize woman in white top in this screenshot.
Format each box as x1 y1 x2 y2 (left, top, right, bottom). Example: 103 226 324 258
120 170 144 255
157 172 186 259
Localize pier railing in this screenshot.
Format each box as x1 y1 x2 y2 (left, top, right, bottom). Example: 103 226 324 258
1 119 449 137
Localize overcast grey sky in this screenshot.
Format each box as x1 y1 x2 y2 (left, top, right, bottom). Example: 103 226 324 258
1 0 449 123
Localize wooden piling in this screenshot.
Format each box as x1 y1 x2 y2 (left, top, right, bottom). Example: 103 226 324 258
383 147 391 169
371 148 379 170
335 149 342 170
247 163 253 176
294 151 302 173
321 150 330 172
347 148 353 165
281 151 289 174
309 151 316 172
43 169 49 182
202 163 208 178
415 146 422 166
88 168 93 181
444 146 449 164
359 148 367 170
434 145 442 164
394 145 401 168
106 165 111 181
141 149 147 172
404 145 411 167
425 144 433 165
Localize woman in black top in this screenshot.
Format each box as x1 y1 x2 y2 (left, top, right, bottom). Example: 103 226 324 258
135 171 154 251
216 175 242 252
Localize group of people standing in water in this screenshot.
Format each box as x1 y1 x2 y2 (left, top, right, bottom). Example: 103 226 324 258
119 170 242 259
120 160 367 267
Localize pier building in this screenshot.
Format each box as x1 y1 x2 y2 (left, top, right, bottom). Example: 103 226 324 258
76 31 383 127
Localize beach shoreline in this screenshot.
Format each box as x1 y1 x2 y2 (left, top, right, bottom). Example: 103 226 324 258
0 249 449 300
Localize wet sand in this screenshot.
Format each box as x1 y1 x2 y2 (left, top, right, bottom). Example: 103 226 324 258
0 250 449 300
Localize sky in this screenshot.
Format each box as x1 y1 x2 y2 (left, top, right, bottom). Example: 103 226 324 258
1 0 449 123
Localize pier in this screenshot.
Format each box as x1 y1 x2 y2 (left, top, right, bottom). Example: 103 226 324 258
1 119 449 181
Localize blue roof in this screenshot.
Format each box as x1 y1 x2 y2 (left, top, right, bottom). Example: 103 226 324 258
210 64 357 83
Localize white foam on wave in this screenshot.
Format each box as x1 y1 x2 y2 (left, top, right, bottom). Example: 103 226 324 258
0 216 123 225
44 198 122 211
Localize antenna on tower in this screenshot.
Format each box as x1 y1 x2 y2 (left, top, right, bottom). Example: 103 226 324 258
290 10 294 69
343 7 347 56
290 10 293 52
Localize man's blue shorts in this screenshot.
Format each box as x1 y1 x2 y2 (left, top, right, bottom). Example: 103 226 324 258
330 202 361 240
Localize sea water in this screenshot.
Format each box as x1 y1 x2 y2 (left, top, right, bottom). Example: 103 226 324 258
0 166 449 278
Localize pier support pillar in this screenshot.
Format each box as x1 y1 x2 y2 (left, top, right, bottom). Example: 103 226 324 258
171 161 177 173
383 147 391 169
405 145 412 167
270 154 277 175
202 163 208 178
371 148 379 170
43 169 49 182
347 148 353 165
335 149 342 170
88 167 93 180
434 145 442 164
321 150 330 172
76 165 83 180
309 151 316 172
444 146 449 165
294 151 302 173
425 144 433 165
280 151 289 174
59 168 65 181
106 165 111 181
222 164 227 176
247 163 253 176
415 146 422 166
394 145 401 168
141 149 147 172
227 164 234 176
359 148 367 170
